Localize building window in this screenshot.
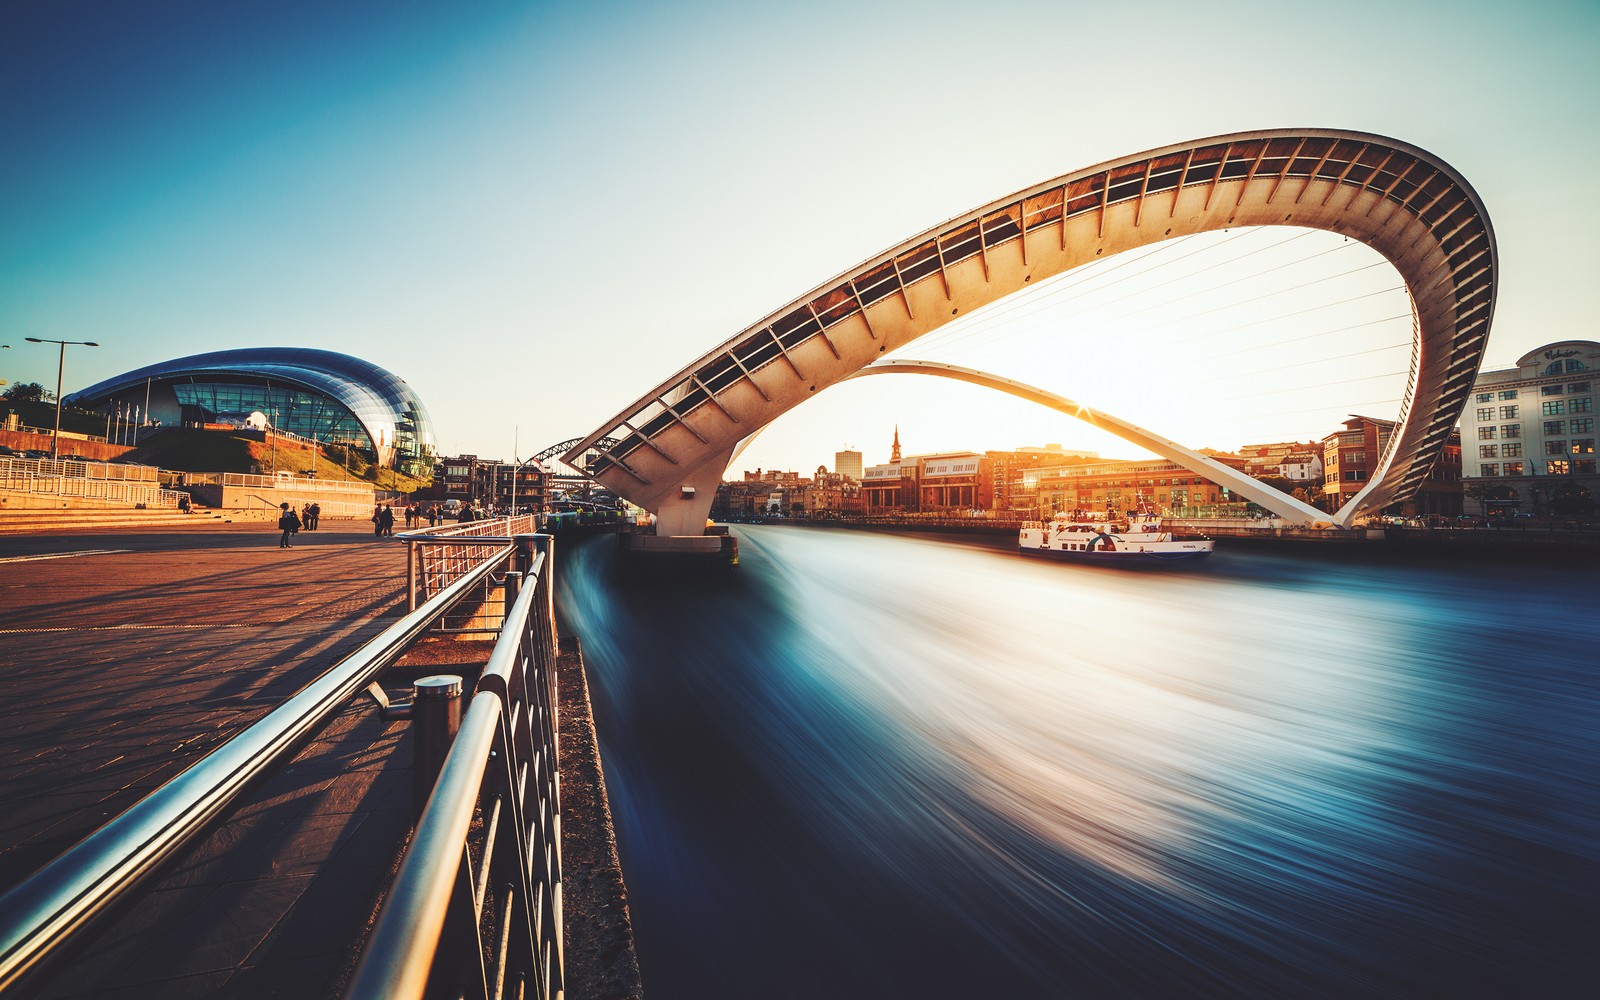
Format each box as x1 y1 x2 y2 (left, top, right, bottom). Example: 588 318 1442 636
1544 421 1566 436
1502 424 1521 438
1547 459 1570 475
1502 442 1523 458
1577 460 1598 474
1543 384 1564 396
1478 426 1497 440
1572 397 1593 413
1479 444 1498 458
1572 418 1595 434
1499 405 1519 419
1480 463 1498 476
1475 407 1494 421
1505 461 1524 475
1572 439 1596 455
1543 400 1566 416
1476 392 1493 403
1571 382 1592 393
1499 389 1518 400
1545 440 1568 456
1568 360 1588 373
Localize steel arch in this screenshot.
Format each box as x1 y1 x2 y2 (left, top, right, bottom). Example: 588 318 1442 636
532 436 620 467
568 129 1495 534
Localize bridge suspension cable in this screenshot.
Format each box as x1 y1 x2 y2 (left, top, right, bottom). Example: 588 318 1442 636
899 223 1419 449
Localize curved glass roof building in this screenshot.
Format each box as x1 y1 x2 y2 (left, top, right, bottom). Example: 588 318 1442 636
69 347 436 475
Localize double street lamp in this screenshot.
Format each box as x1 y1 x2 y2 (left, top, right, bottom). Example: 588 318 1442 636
23 337 99 460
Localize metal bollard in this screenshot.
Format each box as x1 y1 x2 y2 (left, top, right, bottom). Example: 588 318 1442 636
411 674 463 822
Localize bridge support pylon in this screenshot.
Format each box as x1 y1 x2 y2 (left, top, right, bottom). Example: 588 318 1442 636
619 446 740 569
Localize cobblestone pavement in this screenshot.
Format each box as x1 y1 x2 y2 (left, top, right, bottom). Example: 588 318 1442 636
0 521 410 895
0 520 446 998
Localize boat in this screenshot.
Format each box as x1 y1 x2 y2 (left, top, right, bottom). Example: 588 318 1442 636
1018 500 1213 564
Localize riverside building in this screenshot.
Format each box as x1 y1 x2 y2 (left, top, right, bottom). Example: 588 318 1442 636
1322 416 1462 518
1459 340 1598 518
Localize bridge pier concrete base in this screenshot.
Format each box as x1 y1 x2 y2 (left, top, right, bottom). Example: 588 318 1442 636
646 447 732 537
621 448 739 569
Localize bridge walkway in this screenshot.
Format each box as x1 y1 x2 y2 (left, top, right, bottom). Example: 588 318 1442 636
0 521 639 998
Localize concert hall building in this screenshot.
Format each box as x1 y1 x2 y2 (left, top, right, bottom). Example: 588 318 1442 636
68 347 437 476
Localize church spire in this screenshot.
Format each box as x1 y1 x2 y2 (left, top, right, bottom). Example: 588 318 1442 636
891 424 901 463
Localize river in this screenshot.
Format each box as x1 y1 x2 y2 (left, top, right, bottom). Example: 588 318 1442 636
555 526 1599 999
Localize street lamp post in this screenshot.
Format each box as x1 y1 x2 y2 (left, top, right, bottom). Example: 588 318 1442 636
23 337 99 460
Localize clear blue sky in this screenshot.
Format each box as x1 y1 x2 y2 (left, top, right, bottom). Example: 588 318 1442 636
4 0 1596 473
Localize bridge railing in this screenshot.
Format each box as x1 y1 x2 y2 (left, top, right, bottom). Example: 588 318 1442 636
399 516 540 626
346 534 564 1000
0 546 514 995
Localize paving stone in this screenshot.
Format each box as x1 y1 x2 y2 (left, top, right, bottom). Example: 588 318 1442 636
50 969 235 1000
111 877 313 982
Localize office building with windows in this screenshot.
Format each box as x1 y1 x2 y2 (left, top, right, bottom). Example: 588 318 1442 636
1459 340 1598 517
1322 416 1461 518
834 449 863 482
68 348 437 476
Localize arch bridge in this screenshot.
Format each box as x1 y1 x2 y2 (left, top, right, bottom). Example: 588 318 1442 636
566 128 1496 533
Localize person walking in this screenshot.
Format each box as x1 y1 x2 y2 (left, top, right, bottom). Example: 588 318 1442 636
308 502 320 530
379 504 395 537
277 502 301 548
372 504 384 537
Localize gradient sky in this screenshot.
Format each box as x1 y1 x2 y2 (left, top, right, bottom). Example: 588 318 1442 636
4 0 1596 474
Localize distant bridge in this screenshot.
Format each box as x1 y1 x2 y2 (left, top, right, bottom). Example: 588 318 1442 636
566 128 1496 533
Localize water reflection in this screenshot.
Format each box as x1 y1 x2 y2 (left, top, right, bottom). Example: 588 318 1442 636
557 527 1600 999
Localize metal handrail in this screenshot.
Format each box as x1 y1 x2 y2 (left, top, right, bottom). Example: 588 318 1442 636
0 549 513 994
401 516 540 613
352 693 504 1000
347 534 564 1000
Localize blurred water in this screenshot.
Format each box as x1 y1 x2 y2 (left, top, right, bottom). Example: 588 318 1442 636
556 527 1600 999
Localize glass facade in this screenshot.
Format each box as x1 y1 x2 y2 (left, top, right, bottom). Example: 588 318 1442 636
68 348 437 475
171 383 367 446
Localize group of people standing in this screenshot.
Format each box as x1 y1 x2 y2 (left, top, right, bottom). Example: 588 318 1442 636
275 502 321 547
371 504 395 537
276 498 504 547
396 502 484 527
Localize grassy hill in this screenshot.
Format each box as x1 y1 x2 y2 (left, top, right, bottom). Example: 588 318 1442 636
126 428 429 493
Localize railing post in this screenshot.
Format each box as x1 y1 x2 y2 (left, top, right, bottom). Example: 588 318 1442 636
514 534 535 579
412 675 463 822
406 538 418 613
502 569 521 606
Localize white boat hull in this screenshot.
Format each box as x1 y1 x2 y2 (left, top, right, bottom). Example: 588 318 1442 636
1018 517 1214 564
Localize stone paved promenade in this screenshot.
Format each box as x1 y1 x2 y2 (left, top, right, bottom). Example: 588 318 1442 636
0 520 436 998
0 519 642 999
